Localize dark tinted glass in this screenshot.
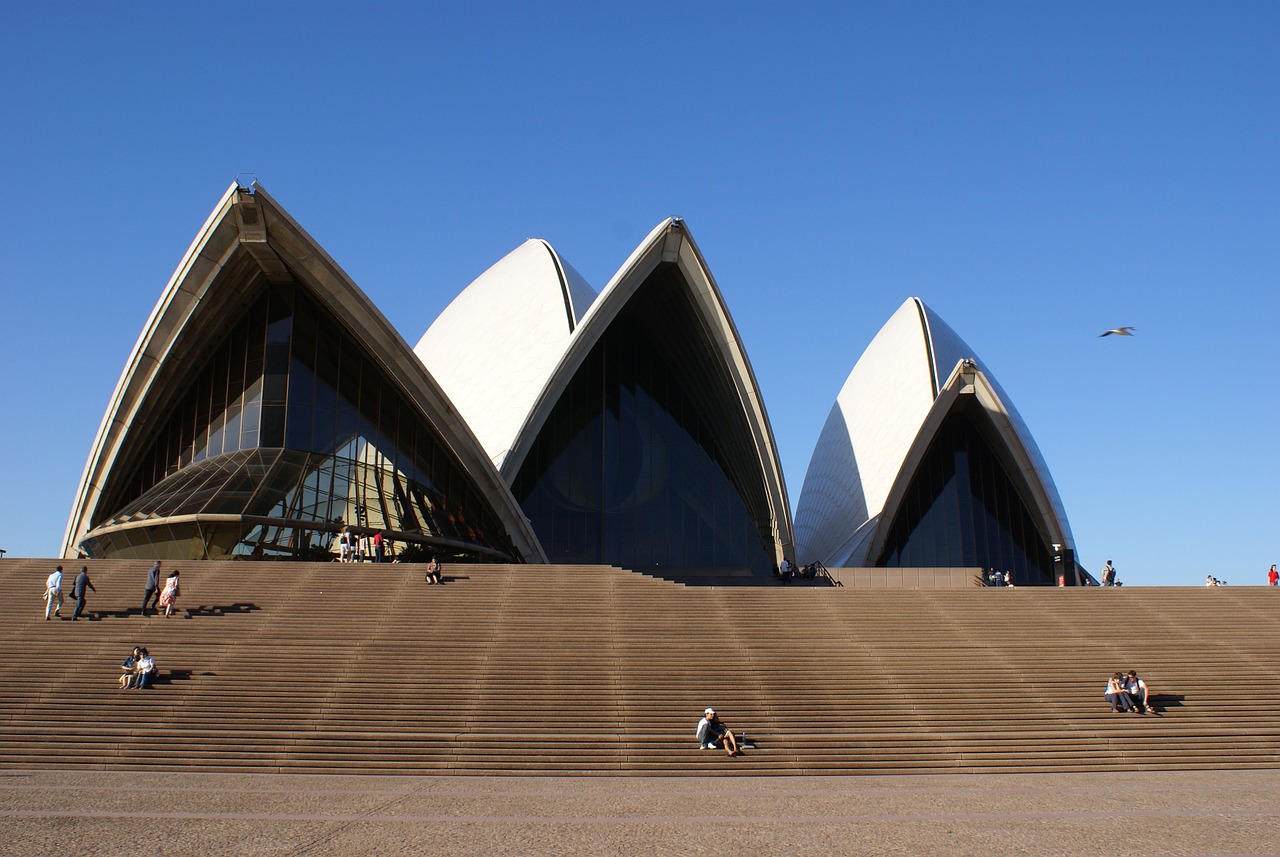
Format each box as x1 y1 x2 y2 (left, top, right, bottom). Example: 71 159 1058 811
87 279 516 561
512 263 775 575
875 405 1055 584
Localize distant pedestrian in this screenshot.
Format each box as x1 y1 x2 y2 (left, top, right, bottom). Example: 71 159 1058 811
1101 560 1116 587
1268 564 1278 586
357 534 369 562
159 570 181 618
339 529 352 563
71 566 96 620
1003 570 1013 588
43 565 64 620
425 556 441 585
142 560 162 616
373 531 385 563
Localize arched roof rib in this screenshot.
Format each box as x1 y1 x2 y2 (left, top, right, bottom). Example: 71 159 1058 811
414 239 597 471
795 297 1073 568
500 218 795 563
63 182 547 563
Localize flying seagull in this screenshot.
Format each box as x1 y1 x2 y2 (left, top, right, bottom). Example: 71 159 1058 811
1098 327 1136 338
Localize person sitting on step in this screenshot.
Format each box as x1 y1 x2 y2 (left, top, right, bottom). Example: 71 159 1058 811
118 647 141 689
696 707 742 756
131 648 156 689
1105 673 1135 714
1124 670 1153 714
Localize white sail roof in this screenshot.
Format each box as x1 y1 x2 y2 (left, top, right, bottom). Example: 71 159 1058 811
414 239 596 470
795 297 1073 567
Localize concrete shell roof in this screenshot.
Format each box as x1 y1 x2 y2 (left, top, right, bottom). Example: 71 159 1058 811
63 182 547 562
795 297 1073 567
414 239 597 470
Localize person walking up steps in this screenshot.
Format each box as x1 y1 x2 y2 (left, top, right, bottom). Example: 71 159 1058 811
142 560 162 616
71 566 96 621
43 566 64 620
159 570 181 618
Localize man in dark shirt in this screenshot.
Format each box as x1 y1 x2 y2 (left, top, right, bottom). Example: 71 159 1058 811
142 560 162 616
71 566 96 621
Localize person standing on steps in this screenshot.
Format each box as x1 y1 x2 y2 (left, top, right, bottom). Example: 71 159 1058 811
142 560 162 616
424 556 441 585
43 565 64 620
1100 560 1116 587
1268 564 1278 586
373 531 385 563
71 566 96 621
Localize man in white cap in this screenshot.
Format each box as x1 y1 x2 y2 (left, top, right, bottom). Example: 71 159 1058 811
695 707 741 756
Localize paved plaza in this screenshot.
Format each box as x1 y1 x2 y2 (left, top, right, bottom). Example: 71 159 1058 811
1 768 1276 856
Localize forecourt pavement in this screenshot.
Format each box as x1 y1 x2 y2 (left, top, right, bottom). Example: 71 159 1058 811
1 769 1277 856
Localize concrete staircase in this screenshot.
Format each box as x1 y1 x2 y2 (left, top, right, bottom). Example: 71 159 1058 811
1 558 1277 775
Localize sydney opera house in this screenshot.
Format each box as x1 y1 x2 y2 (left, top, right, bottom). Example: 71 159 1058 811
62 182 1086 585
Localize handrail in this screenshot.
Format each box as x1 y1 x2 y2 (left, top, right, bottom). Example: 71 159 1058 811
800 560 842 587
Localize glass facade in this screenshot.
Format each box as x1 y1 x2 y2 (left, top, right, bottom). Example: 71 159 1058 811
83 280 518 562
874 405 1056 584
511 264 776 575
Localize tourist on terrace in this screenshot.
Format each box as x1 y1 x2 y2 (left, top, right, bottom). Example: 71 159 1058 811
1101 560 1116 586
1124 670 1153 714
425 556 441 585
696 707 742 756
1105 673 1135 713
1268 564 1278 586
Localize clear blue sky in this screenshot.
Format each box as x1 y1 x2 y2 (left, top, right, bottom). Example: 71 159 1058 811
2 2 1275 585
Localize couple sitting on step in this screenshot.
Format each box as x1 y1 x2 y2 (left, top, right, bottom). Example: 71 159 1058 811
696 707 744 756
1104 671 1153 714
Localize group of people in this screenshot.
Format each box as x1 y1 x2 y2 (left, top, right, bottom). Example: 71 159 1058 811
40 561 181 621
986 569 1014 587
118 646 157 690
42 565 96 620
337 529 390 563
1104 671 1154 714
143 561 182 617
777 559 821 582
1205 575 1228 587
